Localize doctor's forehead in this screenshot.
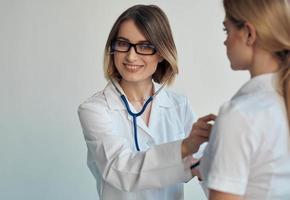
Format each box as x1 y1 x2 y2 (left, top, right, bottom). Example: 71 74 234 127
117 20 148 43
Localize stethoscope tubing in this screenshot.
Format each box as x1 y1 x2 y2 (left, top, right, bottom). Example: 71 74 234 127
120 95 153 151
190 160 200 169
110 76 170 151
110 79 200 170
121 88 201 170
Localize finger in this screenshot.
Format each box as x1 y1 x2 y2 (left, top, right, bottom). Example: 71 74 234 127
191 167 200 176
192 129 211 138
197 114 217 123
198 114 216 122
191 165 202 179
194 121 212 130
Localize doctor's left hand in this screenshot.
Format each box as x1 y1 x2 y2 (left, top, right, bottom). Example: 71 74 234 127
181 114 216 158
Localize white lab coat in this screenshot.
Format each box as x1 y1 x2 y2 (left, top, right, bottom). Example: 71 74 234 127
78 81 196 200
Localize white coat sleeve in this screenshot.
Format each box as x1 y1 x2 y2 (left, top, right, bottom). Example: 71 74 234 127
183 97 197 137
78 102 193 192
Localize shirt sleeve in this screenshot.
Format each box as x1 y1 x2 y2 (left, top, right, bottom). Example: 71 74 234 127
78 102 193 192
200 102 260 195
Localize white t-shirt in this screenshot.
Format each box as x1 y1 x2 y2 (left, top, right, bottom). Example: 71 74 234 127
200 73 290 199
78 81 196 200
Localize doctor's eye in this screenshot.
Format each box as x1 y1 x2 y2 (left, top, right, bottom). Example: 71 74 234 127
115 40 130 47
111 40 131 52
137 44 155 51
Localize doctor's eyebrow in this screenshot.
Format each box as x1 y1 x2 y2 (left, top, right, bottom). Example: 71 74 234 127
115 36 151 44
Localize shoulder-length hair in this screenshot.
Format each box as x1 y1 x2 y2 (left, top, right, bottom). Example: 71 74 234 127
103 4 178 85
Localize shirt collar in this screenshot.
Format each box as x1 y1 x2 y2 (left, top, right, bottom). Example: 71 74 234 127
152 81 172 108
232 72 280 100
104 80 172 110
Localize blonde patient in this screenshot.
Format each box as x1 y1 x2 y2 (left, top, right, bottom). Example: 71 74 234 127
200 0 290 200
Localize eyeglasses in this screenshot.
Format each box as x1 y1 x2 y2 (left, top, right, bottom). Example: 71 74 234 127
111 40 157 55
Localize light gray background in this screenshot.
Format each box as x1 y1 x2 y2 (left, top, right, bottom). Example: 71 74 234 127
0 0 248 199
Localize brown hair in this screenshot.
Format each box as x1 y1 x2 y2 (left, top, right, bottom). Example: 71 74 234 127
223 0 290 121
103 4 178 85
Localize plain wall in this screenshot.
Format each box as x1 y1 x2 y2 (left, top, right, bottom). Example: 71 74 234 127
0 0 248 199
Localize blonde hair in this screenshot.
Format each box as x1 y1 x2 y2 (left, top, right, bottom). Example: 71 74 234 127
103 5 178 85
223 0 290 121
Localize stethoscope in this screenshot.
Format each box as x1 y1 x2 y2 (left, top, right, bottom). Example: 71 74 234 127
111 79 201 169
111 79 166 151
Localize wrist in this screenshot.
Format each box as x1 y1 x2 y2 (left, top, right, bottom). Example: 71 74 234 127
182 138 200 158
181 139 189 158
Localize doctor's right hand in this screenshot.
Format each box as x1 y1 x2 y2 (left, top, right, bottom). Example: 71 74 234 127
181 114 216 158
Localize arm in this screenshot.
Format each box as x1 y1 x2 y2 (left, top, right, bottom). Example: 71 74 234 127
78 102 193 192
209 190 243 200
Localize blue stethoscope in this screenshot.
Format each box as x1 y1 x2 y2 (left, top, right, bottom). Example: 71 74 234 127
111 79 201 169
111 79 166 151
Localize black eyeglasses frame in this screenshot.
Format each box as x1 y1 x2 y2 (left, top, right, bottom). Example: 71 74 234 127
111 40 157 55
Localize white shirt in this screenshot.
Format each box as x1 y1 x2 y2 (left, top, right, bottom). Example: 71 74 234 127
78 81 196 200
200 73 290 199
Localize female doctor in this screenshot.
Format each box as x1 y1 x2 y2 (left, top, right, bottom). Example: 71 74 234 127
78 4 215 200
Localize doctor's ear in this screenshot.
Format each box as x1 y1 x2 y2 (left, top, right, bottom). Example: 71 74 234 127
244 22 256 46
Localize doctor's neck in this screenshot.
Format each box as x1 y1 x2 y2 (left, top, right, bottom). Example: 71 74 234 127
119 79 154 102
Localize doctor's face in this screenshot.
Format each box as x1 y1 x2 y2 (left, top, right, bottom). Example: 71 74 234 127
113 19 161 84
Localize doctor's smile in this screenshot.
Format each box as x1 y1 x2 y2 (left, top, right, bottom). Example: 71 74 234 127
123 63 144 72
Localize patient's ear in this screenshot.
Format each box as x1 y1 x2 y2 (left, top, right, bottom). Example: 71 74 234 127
244 22 256 46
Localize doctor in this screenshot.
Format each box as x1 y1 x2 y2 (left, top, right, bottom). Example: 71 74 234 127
78 4 215 200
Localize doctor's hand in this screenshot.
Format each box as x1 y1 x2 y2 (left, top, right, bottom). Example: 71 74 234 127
191 165 202 181
181 114 216 158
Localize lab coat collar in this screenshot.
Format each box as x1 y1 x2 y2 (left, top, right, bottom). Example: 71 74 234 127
104 80 126 110
104 80 173 139
104 80 172 111
152 81 173 108
232 72 279 99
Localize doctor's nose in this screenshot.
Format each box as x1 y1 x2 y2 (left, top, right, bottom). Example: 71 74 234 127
126 46 138 61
